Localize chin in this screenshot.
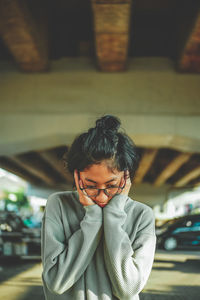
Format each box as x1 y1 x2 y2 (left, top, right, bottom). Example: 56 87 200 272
97 203 107 208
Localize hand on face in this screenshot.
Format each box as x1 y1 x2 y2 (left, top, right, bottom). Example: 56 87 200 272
120 170 132 196
74 169 95 206
74 167 132 208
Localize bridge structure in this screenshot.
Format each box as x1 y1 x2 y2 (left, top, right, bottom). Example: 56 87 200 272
0 0 200 208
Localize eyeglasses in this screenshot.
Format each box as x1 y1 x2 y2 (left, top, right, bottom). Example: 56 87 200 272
78 175 126 198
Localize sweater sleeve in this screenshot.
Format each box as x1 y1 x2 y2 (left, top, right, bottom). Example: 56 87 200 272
103 194 156 300
41 193 102 295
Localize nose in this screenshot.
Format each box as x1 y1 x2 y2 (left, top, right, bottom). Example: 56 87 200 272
95 189 109 202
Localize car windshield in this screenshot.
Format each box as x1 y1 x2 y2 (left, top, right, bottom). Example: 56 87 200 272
160 219 178 229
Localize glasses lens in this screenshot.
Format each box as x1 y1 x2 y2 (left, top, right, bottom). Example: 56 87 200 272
105 187 119 196
85 188 99 197
85 187 120 197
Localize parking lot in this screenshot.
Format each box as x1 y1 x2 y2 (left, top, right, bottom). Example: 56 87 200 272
141 250 200 299
0 250 200 300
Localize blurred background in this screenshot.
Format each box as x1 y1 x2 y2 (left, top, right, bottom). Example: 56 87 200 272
0 0 200 299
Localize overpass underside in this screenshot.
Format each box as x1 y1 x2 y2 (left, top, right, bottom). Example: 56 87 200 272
0 58 200 207
0 1 200 206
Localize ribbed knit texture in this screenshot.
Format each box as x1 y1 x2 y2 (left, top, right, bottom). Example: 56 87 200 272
41 191 156 300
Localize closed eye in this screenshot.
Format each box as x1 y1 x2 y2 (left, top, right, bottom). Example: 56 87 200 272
85 185 97 189
107 185 119 188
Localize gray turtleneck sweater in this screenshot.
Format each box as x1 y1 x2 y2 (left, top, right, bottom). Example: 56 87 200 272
41 191 156 300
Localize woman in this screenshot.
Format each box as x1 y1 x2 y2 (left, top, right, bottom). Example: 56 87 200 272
41 115 156 300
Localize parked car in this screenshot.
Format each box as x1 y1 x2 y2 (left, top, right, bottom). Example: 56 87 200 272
156 214 200 251
0 211 41 258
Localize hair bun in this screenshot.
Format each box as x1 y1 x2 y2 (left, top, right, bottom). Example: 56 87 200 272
95 115 121 134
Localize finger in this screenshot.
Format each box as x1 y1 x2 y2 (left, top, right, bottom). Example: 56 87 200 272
79 179 84 189
119 176 125 188
126 174 131 184
124 172 131 190
120 170 128 187
74 169 80 191
127 178 132 189
74 170 86 195
124 169 130 179
124 170 131 184
121 178 132 195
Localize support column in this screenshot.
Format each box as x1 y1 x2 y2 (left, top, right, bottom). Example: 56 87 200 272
91 0 132 71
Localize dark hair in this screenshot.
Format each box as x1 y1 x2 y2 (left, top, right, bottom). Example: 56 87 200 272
66 115 139 181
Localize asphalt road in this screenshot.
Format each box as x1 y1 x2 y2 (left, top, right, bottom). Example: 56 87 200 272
0 250 200 300
141 250 200 300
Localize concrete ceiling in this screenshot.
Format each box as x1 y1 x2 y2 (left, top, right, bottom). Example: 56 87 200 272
0 0 200 192
0 0 200 72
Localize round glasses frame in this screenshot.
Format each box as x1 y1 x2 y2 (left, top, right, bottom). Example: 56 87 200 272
78 176 126 198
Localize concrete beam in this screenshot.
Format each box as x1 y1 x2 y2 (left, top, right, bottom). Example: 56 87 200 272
0 113 200 156
39 147 74 184
1 58 200 115
174 166 200 187
91 0 131 71
0 156 41 186
0 58 200 155
154 153 192 187
12 152 65 187
134 149 158 184
0 0 48 71
178 7 200 72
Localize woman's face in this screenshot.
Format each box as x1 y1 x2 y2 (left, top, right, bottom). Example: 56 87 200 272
79 161 125 207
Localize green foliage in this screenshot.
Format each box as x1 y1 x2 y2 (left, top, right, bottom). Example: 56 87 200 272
3 188 30 210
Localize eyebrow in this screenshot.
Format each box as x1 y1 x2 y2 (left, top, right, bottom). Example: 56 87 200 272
85 177 118 184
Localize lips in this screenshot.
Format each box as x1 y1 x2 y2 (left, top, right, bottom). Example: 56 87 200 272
96 203 107 207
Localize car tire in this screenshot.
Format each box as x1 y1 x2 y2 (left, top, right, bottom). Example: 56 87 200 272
163 237 177 251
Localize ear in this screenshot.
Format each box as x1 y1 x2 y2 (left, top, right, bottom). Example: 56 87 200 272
119 172 126 187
